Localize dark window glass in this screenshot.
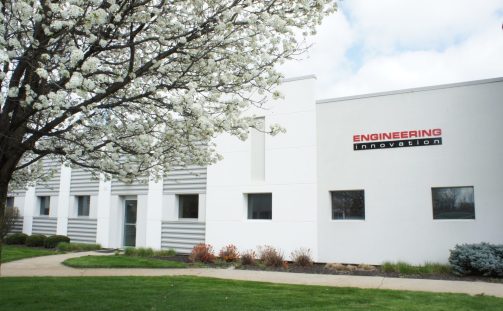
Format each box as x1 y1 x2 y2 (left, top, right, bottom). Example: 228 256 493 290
179 195 199 219
432 187 475 219
6 197 14 209
248 193 272 220
39 196 50 216
331 190 365 220
124 200 137 247
77 196 90 217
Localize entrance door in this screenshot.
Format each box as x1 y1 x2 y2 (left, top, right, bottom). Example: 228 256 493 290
124 200 137 247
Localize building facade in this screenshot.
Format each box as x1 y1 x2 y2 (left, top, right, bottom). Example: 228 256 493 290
7 76 503 264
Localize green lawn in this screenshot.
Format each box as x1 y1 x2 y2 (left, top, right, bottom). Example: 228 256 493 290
2 245 58 263
0 276 501 310
63 255 187 268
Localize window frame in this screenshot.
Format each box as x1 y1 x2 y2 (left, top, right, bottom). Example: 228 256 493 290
246 193 272 220
177 194 199 220
330 190 365 221
6 196 14 209
76 195 91 217
39 196 50 216
431 186 475 220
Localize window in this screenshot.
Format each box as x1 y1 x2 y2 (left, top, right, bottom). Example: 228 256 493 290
6 197 14 209
178 194 199 219
77 195 90 217
432 186 475 219
331 190 365 220
39 196 50 216
247 193 272 220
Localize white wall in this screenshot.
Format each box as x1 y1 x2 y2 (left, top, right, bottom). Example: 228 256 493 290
206 76 318 259
316 79 503 264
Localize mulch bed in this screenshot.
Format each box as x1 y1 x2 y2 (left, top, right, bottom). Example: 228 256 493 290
154 255 503 283
237 263 503 283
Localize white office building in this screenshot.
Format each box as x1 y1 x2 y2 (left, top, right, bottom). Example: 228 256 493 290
7 76 503 265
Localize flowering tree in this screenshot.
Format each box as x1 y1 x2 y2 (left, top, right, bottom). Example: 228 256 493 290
0 0 334 252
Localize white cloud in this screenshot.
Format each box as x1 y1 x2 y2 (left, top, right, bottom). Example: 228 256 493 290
345 0 502 52
280 0 503 99
326 26 503 97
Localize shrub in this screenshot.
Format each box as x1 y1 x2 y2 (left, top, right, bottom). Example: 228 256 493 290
219 244 240 262
240 250 257 266
124 247 136 256
189 243 216 263
291 248 313 267
56 242 101 252
154 249 176 257
45 235 70 248
381 261 452 275
258 245 284 267
25 234 47 247
4 233 28 245
136 247 154 257
449 243 503 277
124 247 155 257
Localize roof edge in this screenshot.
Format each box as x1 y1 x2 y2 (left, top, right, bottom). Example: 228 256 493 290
316 77 503 104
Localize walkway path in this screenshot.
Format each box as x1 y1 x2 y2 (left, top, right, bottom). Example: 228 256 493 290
2 251 503 298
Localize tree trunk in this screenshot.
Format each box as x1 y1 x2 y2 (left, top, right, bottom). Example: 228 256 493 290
0 180 8 276
0 156 20 276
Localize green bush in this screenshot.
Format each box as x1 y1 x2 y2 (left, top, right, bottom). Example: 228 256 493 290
381 261 451 275
124 247 155 257
44 235 70 248
25 234 47 247
4 233 28 245
154 249 176 257
449 243 503 277
56 242 101 252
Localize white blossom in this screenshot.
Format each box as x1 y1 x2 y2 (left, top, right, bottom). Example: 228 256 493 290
0 0 335 189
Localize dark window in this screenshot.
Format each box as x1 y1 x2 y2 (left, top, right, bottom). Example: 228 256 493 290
432 186 475 219
178 195 199 219
39 196 50 216
6 197 14 209
248 193 272 220
331 190 365 220
77 196 90 217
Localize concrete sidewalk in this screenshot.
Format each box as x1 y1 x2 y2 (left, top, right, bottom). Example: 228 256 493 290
2 252 503 298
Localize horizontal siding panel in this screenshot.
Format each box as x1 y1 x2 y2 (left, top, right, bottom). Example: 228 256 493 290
32 217 57 236
161 221 205 254
67 218 97 244
163 167 207 194
9 217 23 233
111 179 149 195
70 169 99 194
36 159 62 196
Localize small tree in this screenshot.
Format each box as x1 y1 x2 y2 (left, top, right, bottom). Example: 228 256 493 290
0 0 335 268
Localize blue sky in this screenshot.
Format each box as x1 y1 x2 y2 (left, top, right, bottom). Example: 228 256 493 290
280 0 503 99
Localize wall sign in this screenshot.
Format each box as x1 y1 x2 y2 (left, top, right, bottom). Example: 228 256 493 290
353 129 442 151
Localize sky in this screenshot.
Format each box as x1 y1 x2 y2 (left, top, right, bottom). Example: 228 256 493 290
279 0 503 100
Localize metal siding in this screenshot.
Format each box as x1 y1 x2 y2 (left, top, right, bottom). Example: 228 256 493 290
70 168 99 194
163 166 207 194
161 221 205 254
67 218 97 244
111 179 149 194
35 160 62 196
9 217 23 233
32 217 57 236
